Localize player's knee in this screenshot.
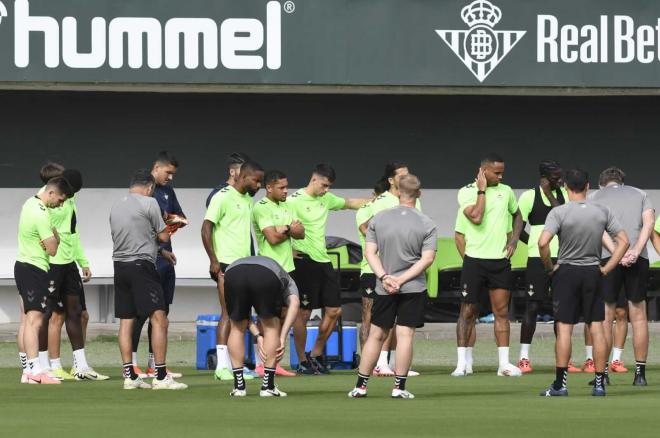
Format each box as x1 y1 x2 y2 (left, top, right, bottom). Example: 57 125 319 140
326 306 342 319
50 310 65 326
81 310 89 324
150 311 168 329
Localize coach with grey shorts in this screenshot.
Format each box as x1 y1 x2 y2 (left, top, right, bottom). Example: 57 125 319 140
348 174 437 399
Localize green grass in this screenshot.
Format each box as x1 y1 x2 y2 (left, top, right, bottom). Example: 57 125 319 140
1 337 660 437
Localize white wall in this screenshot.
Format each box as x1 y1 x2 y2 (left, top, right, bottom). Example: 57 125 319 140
2 187 659 323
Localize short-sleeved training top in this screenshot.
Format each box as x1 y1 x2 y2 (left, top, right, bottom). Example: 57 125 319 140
544 201 623 266
457 183 517 259
366 206 437 295
287 189 345 263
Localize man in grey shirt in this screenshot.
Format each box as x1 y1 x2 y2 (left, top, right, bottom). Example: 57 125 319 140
223 256 301 397
110 169 186 391
348 174 437 400
590 167 654 386
538 168 629 397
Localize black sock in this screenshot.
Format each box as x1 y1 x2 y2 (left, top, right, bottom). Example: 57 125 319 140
356 372 369 389
233 367 246 390
123 362 137 380
262 367 276 390
553 367 568 391
394 375 407 391
594 372 606 388
155 363 167 380
635 361 646 376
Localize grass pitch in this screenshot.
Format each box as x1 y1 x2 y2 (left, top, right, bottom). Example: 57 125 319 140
1 336 659 437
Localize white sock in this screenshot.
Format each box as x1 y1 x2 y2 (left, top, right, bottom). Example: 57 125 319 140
216 345 229 370
27 358 42 375
455 347 467 370
132 352 138 366
254 346 263 366
147 352 155 369
19 352 28 372
585 346 593 361
612 347 624 362
51 357 63 370
376 351 389 368
224 348 232 369
38 351 50 371
466 347 474 368
497 347 510 368
73 349 89 371
519 343 531 360
388 350 396 369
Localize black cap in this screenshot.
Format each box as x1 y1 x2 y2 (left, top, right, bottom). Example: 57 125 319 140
62 169 83 193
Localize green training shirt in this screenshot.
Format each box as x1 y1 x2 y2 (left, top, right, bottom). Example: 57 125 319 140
252 197 296 272
518 187 567 258
287 189 345 263
370 190 422 216
204 185 254 264
457 183 518 260
355 200 375 274
17 196 55 272
44 192 89 267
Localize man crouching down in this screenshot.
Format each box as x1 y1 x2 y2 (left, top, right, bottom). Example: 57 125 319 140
225 256 300 397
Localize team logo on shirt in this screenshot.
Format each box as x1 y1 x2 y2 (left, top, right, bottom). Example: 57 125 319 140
435 0 526 82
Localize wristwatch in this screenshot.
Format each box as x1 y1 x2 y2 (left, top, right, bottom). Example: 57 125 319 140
477 190 486 195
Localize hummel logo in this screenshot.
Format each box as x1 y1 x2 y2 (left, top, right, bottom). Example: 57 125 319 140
436 0 526 82
462 290 468 297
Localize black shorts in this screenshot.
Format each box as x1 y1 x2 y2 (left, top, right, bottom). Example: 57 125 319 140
552 264 604 324
48 262 85 311
601 257 649 304
224 264 283 321
114 261 166 319
371 292 426 329
460 256 513 303
360 274 377 299
291 257 341 309
210 263 229 283
157 257 176 306
15 261 50 313
525 258 556 302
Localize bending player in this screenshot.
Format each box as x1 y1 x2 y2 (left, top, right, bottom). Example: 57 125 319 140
224 256 301 397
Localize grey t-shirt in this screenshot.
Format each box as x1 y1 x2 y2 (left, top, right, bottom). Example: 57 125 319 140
225 256 299 301
544 200 623 266
589 184 653 259
366 205 438 295
110 193 166 264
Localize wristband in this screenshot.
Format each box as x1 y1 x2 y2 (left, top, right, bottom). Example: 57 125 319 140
477 190 486 195
284 225 291 235
379 274 388 281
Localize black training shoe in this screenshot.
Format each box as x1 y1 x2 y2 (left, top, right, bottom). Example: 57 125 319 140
633 374 648 386
306 352 330 375
296 361 320 375
539 385 568 397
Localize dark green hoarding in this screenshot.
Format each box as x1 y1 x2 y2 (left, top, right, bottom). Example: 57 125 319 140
2 0 660 88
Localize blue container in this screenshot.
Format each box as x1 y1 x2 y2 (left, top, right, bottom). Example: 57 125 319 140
289 323 358 369
196 314 256 370
196 314 220 370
